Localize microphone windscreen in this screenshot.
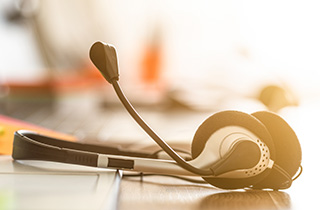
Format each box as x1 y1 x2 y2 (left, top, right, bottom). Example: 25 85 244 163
89 41 119 83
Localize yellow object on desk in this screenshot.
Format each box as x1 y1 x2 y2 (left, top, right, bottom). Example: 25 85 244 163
0 115 76 155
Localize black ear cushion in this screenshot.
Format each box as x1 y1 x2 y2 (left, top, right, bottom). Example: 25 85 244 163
251 111 302 189
191 111 276 189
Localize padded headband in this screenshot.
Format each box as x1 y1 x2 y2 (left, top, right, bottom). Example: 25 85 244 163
12 130 157 168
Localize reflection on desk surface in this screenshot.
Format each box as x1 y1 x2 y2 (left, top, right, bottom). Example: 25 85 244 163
119 174 292 210
120 171 316 210
200 191 290 210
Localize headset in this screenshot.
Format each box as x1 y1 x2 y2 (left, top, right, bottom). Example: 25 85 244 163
12 41 302 190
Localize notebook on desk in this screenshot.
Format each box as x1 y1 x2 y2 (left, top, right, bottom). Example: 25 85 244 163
0 155 121 210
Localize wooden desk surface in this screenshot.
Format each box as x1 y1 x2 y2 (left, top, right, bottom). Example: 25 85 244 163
118 175 292 210
118 169 317 210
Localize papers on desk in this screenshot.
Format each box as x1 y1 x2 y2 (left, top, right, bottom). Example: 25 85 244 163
0 156 121 210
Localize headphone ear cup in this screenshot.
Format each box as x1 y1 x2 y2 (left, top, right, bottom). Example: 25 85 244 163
251 111 302 189
191 111 276 189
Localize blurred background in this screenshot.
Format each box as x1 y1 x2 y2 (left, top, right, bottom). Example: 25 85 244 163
2 0 320 101
1 0 320 148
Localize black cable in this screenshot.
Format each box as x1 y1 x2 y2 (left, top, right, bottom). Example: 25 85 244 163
123 173 208 184
273 163 293 188
292 165 303 181
112 80 213 176
151 148 192 161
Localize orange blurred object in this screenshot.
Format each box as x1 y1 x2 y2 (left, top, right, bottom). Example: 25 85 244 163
141 44 162 84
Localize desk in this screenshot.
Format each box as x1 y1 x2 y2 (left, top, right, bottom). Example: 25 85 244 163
0 154 312 210
1 92 318 210
118 168 314 210
118 176 291 210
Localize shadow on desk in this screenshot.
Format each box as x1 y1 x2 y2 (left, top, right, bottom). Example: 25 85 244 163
119 175 291 210
200 190 290 210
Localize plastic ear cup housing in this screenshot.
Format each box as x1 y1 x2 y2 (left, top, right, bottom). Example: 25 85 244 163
191 111 276 189
251 111 302 189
